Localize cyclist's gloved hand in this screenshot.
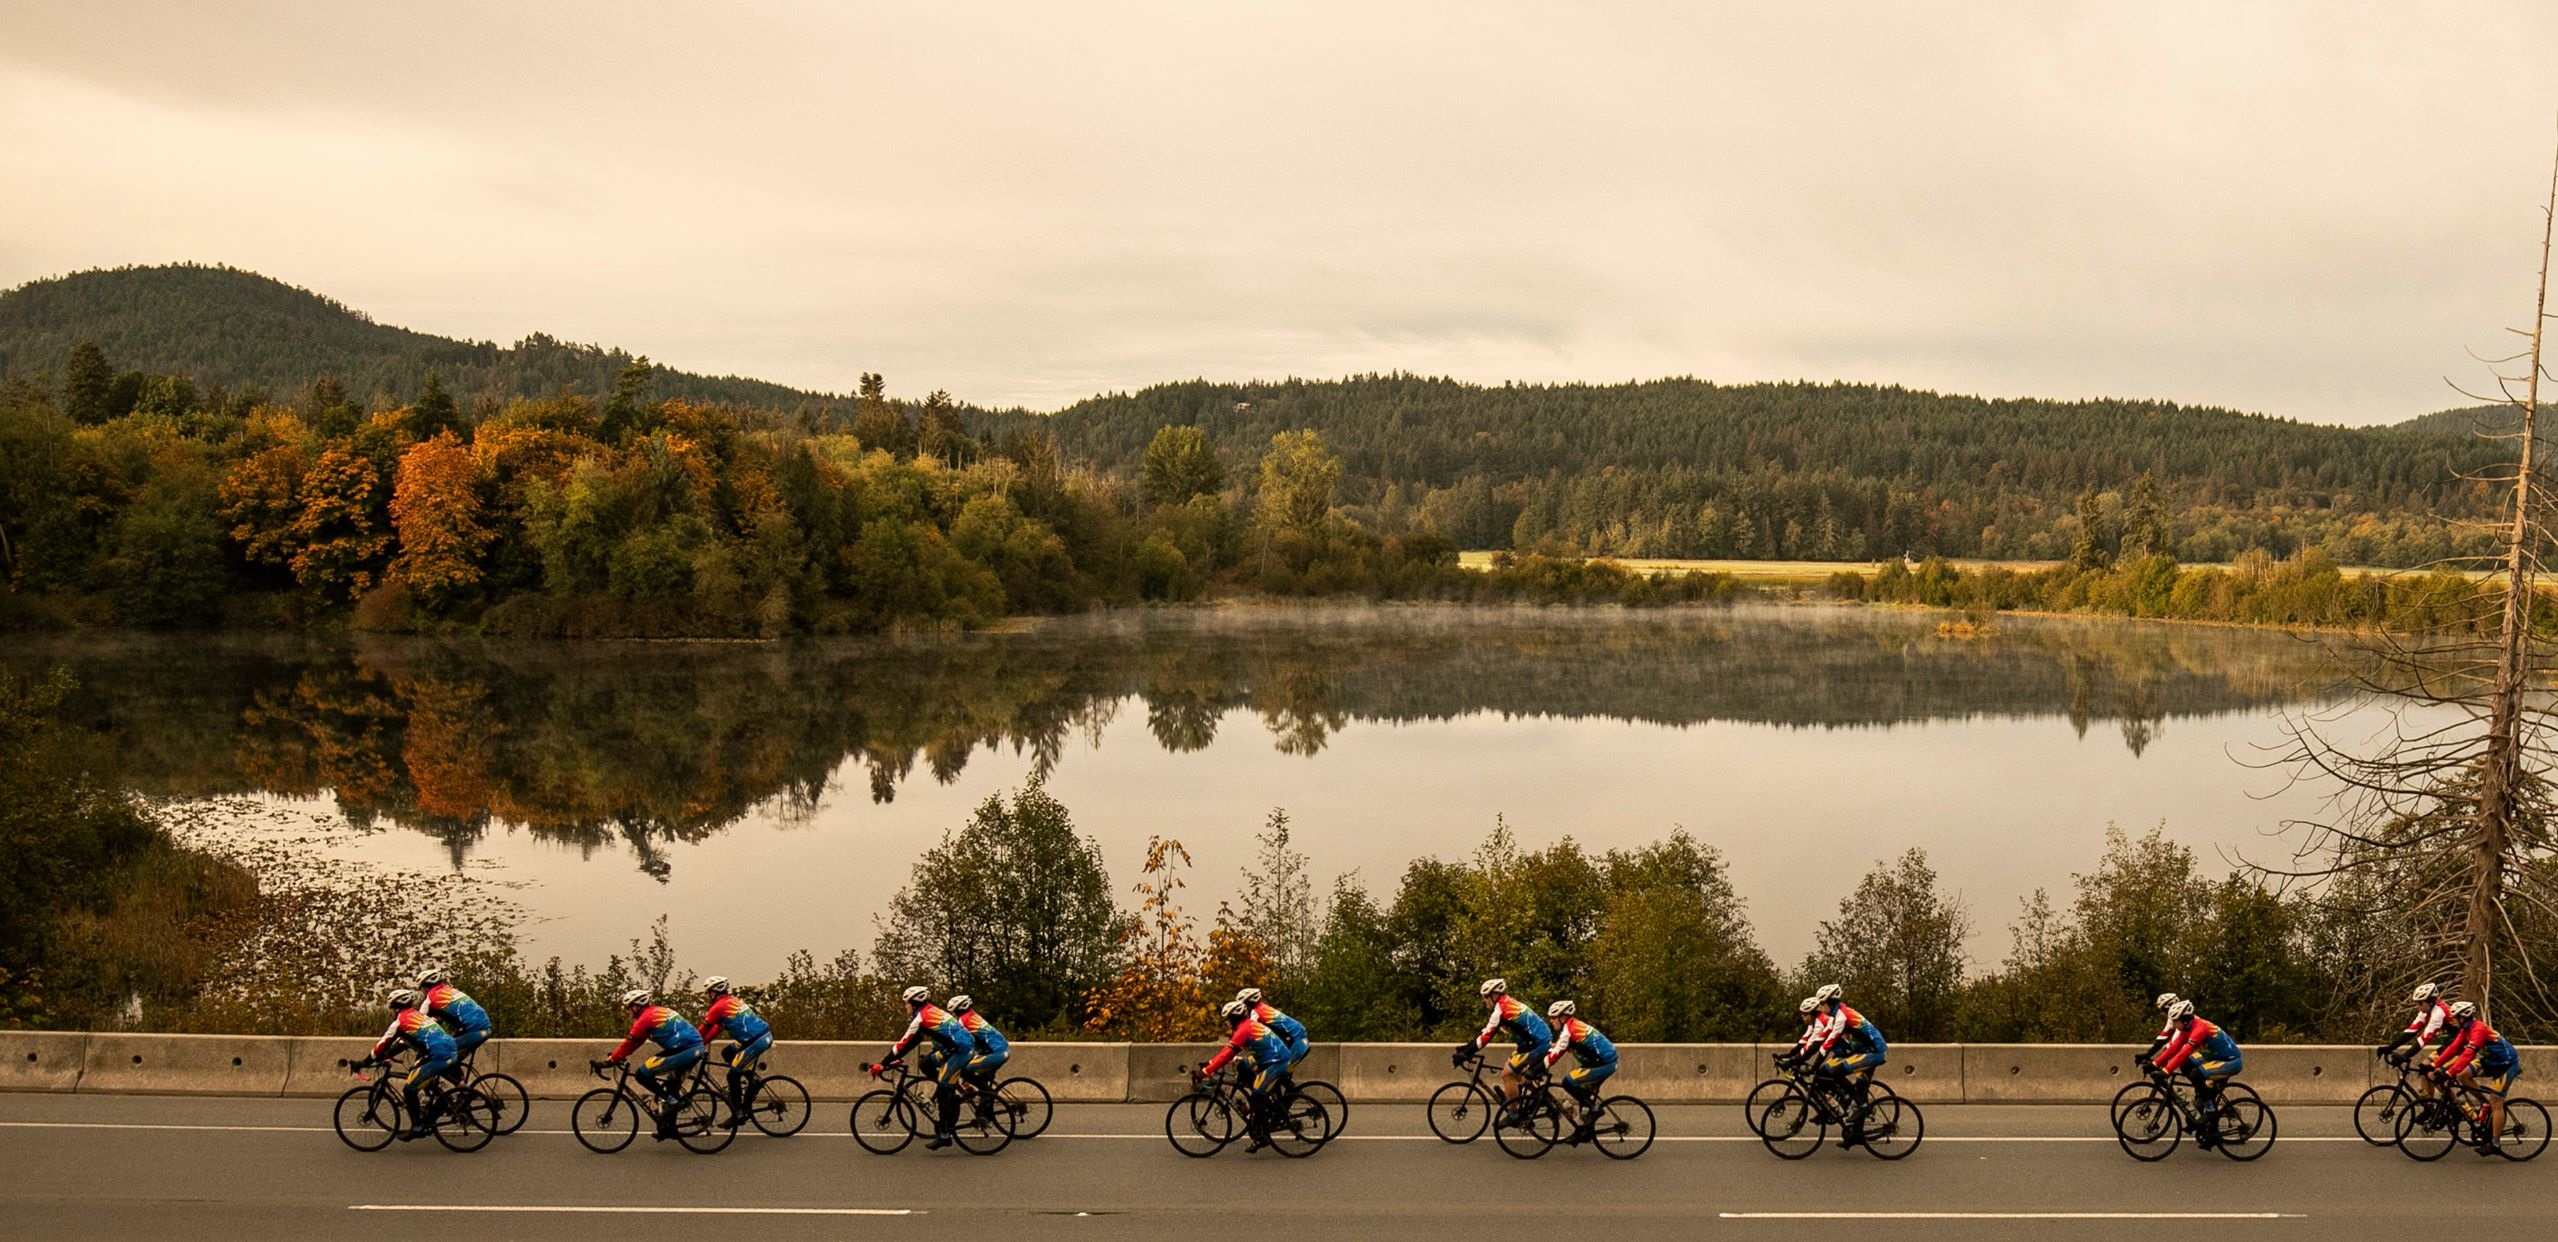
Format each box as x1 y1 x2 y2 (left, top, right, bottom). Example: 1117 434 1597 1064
1451 1044 1474 1067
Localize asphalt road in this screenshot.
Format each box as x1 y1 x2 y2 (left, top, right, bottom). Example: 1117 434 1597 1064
0 1093 2545 1241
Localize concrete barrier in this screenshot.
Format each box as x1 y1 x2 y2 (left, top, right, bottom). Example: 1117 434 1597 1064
279 1037 383 1097
1963 1044 2139 1104
1864 1043 1964 1103
1614 1042 1768 1103
79 1034 289 1096
0 1031 87 1092
2228 1045 2365 1104
1335 1043 1453 1103
1129 1043 1223 1102
489 1039 609 1100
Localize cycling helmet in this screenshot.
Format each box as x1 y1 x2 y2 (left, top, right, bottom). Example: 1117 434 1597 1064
702 976 731 997
2166 999 2196 1022
1219 999 1250 1022
2411 982 2441 1003
901 985 931 1005
1546 999 1576 1019
2450 1001 2478 1021
1479 978 1508 998
417 967 449 988
387 988 419 1010
947 995 975 1013
618 988 651 1009
1235 987 1264 1005
2153 992 2180 1012
1798 996 1821 1015
1813 983 1842 1005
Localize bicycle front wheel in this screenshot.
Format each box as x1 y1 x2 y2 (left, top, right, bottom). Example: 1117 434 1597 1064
1861 1095 1923 1160
674 1085 736 1154
2498 1097 2550 1161
1295 1080 1348 1138
2394 1098 2456 1161
572 1087 638 1154
1590 1095 1655 1160
469 1072 530 1136
1757 1086 1824 1160
996 1076 1052 1139
1743 1077 1796 1135
1494 1096 1561 1160
333 1083 400 1152
2107 1079 2148 1128
851 1089 918 1155
432 1086 498 1153
2353 1084 2409 1146
2213 1096 2275 1162
1167 1090 1236 1157
749 1075 811 1137
2114 1086 2180 1161
1429 1081 1495 1143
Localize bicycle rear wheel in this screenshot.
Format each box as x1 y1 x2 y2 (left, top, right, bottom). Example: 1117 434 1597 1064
333 1083 400 1152
2395 1099 2456 1161
2354 1084 2409 1146
2213 1097 2274 1161
1590 1095 1654 1159
1167 1090 1236 1157
1269 1093 1332 1158
2114 1086 2180 1161
1495 1095 1561 1159
2498 1097 2549 1161
572 1087 638 1154
1861 1096 1922 1160
432 1086 498 1153
749 1074 811 1137
673 1084 736 1154
1429 1081 1495 1143
954 1088 1014 1156
996 1076 1052 1139
1295 1080 1348 1138
851 1088 919 1154
1757 1086 1824 1160
468 1072 529 1136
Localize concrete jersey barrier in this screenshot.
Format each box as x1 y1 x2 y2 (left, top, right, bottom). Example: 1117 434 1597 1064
11 1035 2549 1104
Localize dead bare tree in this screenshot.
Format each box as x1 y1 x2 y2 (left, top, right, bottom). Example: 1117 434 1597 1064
2260 139 2558 1031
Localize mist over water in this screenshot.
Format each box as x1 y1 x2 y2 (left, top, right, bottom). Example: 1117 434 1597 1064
14 605 2375 974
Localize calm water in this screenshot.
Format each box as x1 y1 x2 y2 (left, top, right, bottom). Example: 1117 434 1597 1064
14 605 2374 973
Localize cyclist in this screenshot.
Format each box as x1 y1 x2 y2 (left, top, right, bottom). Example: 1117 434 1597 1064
416 968 493 1064
1540 1000 1618 1140
1236 987 1310 1067
600 988 705 1141
2429 1000 2519 1152
869 986 970 1149
1454 978 1553 1111
1195 997 1293 1152
2151 999 2242 1148
1811 986 1888 1146
2141 992 2181 1063
1774 996 1825 1072
362 988 459 1141
697 976 773 1124
2381 982 2454 1064
950 994 1008 1093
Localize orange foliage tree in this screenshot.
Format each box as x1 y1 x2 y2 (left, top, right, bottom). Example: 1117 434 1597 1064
1083 837 1280 1041
389 431 494 609
218 444 309 572
284 447 393 601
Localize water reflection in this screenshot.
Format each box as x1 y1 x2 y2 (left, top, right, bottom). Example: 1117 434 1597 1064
14 606 2346 871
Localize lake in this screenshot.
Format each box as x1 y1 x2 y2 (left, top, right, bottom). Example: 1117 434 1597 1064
11 604 2376 975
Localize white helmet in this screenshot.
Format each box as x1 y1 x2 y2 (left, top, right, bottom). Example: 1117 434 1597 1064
417 967 449 988
947 995 975 1013
702 976 731 997
1235 987 1264 1005
387 988 420 1010
1814 983 1843 1005
618 988 651 1009
1479 978 1508 998
1798 996 1821 1015
2450 1001 2478 1021
2411 983 2441 1003
2166 999 2196 1022
1219 999 1250 1022
901 985 931 1005
1546 999 1576 1019
2153 992 2180 1012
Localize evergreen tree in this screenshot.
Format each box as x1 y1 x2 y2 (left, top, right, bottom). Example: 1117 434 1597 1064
61 341 113 425
1140 425 1225 508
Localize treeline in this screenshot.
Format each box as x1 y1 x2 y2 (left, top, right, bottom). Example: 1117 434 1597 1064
0 345 1744 634
973 375 2504 567
1835 549 2526 635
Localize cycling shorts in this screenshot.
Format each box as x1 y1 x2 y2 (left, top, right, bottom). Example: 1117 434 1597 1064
965 1047 1010 1079
403 1055 456 1090
451 1027 490 1057
1824 1051 1886 1075
722 1032 773 1071
2473 1066 2519 1097
1507 1044 1552 1073
1249 1059 1292 1099
639 1044 704 1084
1562 1061 1617 1096
2189 1055 2241 1081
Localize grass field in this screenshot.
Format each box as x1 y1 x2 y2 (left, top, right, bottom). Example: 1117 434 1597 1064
1455 551 2463 582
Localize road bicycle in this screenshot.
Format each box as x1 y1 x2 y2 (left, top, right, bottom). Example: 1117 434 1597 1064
1429 1049 1508 1143
571 1058 735 1154
1753 1061 1923 1160
1165 1063 1333 1158
451 1042 529 1137
2112 1063 2274 1161
2114 1054 2261 1131
1745 1052 1900 1135
704 1043 811 1138
2392 1072 2549 1162
2355 1049 2433 1146
850 1058 1013 1155
332 1056 500 1153
1485 1062 1654 1160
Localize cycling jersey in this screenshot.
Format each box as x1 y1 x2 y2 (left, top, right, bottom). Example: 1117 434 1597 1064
700 994 771 1045
608 1004 704 1063
959 1010 1008 1057
1793 1013 1830 1055
1201 1017 1288 1078
2434 1018 2519 1077
1543 1015 1619 1071
422 983 491 1037
2403 999 2454 1046
2155 1017 2239 1074
1248 1001 1308 1057
369 1007 457 1063
1472 995 1555 1055
889 1004 968 1060
1818 1005 1886 1057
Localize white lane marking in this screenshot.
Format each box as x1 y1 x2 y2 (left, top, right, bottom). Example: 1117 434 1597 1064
1721 1213 2304 1221
352 1205 915 1216
0 1122 2371 1143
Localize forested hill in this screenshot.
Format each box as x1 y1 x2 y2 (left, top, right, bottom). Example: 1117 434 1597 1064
0 264 835 408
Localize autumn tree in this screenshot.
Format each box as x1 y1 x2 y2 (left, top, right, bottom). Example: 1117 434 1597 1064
283 446 394 600
1256 430 1341 535
1141 425 1226 508
389 431 495 610
218 444 311 577
1085 837 1221 1039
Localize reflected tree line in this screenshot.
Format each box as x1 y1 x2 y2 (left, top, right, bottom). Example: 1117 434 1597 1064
13 610 2345 872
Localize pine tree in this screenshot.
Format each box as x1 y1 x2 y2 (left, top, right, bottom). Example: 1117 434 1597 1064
62 341 112 425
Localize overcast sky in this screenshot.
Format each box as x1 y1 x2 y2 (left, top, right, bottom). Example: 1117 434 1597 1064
4 2 2555 421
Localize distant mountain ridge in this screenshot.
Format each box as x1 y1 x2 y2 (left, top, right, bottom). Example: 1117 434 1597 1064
0 264 838 408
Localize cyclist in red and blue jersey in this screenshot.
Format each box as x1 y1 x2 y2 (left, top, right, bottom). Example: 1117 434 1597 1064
1196 998 1293 1152
870 986 971 1148
601 988 705 1140
1540 1000 1618 1141
363 988 459 1141
2151 999 2242 1147
1455 977 1554 1109
949 995 1008 1089
1812 986 1889 1145
1236 987 1309 1067
2430 1001 2519 1152
416 968 492 1061
697 976 773 1123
